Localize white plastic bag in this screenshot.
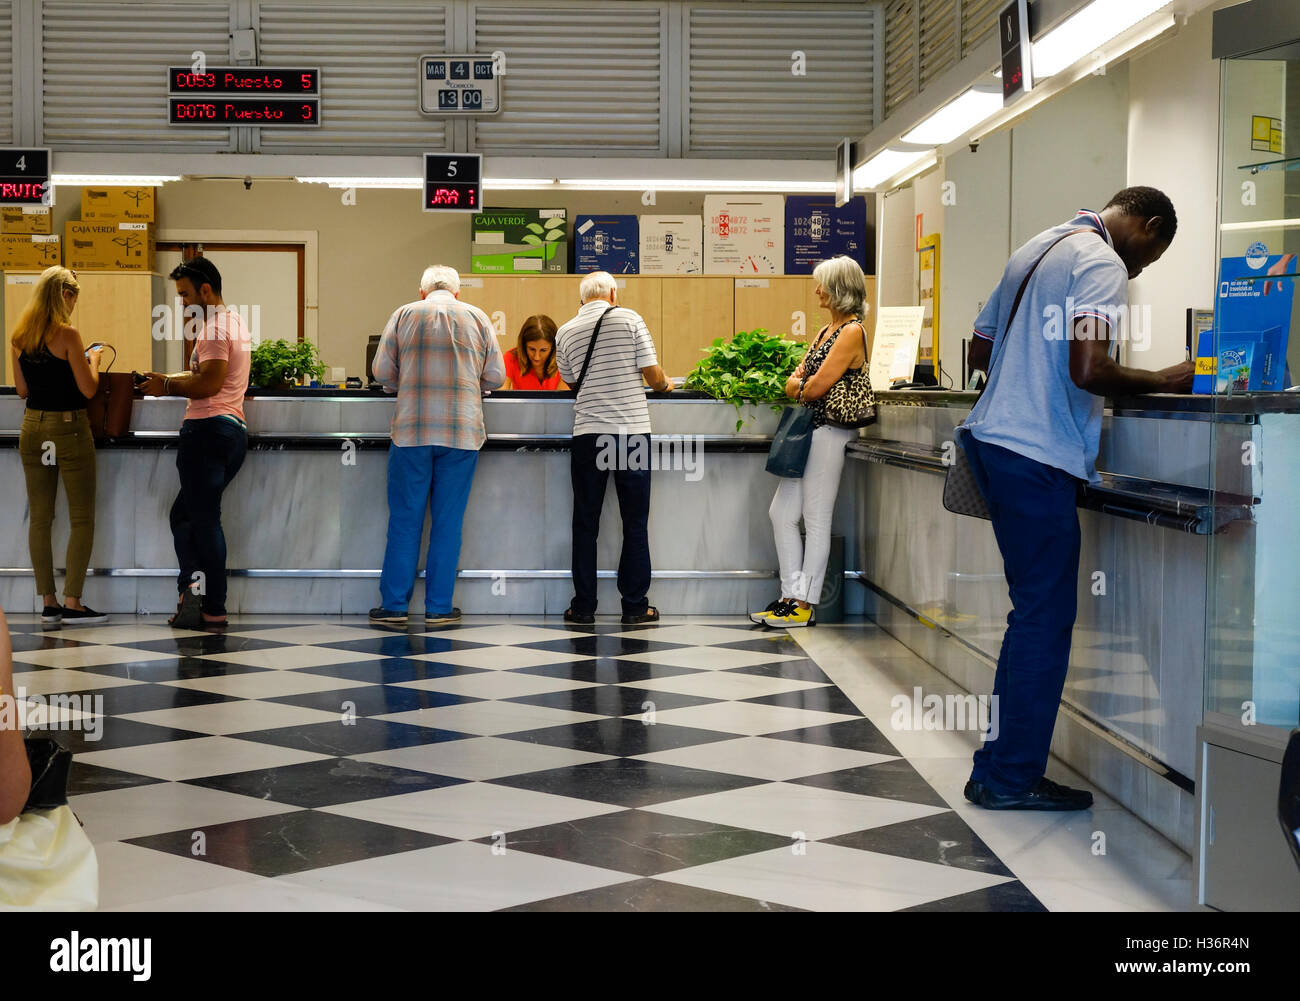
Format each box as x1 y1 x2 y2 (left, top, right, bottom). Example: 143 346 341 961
0 805 99 910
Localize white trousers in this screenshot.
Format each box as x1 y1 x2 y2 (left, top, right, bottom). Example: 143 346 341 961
768 424 855 604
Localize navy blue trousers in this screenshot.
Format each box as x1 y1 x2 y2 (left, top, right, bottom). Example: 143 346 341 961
962 433 1082 796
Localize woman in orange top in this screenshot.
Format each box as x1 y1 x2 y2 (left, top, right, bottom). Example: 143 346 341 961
501 315 569 391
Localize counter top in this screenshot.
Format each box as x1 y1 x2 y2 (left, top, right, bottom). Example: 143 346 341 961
869 389 1300 418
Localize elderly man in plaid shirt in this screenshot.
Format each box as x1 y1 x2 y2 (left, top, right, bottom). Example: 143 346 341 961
370 265 505 625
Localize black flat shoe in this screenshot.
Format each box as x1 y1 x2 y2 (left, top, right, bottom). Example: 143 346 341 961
621 606 660 625
968 776 1093 811
60 605 108 625
41 605 63 626
425 608 462 626
564 607 595 625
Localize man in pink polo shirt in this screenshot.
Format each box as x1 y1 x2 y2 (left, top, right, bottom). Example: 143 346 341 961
140 256 251 628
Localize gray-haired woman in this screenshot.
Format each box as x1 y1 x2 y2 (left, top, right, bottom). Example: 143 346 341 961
755 255 870 628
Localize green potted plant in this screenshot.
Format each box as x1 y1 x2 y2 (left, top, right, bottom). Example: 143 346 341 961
683 328 807 430
249 339 327 390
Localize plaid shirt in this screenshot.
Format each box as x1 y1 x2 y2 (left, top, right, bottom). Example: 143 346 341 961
372 290 506 450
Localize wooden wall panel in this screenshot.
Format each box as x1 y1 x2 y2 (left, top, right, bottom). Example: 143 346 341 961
659 277 734 378
3 271 158 384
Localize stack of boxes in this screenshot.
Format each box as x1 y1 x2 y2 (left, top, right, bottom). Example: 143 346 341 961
66 187 157 271
0 206 60 270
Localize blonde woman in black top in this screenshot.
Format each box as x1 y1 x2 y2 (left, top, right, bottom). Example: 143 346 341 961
10 266 106 625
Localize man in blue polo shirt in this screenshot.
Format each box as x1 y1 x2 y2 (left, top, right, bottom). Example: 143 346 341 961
959 187 1194 811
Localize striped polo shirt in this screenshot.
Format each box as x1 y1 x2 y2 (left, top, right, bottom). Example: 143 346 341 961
958 209 1128 483
555 301 658 436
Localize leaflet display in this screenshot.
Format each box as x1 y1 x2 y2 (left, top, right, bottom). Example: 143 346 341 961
575 215 639 273
870 306 926 389
639 216 703 274
704 195 785 275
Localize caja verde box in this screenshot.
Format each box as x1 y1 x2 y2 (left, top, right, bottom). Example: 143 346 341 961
471 208 567 274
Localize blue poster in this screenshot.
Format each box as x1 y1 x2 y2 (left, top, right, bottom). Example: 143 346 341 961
575 214 639 273
784 195 868 275
1198 245 1295 392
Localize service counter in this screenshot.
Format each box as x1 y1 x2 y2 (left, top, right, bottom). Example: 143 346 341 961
849 389 1300 862
3 385 1297 872
0 389 860 621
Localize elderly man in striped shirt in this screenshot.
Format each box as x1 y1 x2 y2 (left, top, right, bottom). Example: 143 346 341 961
370 265 505 626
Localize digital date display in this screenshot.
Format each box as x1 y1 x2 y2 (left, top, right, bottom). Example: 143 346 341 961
169 98 321 126
168 67 320 94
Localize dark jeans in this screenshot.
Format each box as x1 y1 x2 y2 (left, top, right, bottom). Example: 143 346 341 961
570 433 651 616
961 432 1082 796
171 417 247 616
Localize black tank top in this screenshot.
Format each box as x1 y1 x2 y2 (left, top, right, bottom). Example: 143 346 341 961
19 343 89 411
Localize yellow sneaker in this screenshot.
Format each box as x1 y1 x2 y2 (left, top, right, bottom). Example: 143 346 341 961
765 602 815 628
749 599 790 624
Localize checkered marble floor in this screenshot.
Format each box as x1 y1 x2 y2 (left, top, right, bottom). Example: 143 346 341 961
12 615 1047 912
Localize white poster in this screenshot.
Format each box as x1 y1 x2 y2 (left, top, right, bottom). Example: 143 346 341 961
703 195 785 275
870 306 926 390
639 215 703 274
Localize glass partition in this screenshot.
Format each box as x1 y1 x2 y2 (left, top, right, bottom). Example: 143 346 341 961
1206 48 1300 740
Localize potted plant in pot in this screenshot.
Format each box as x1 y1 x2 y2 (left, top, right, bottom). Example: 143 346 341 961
249 339 326 390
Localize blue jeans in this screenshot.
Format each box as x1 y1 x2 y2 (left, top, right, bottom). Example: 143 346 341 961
380 443 478 614
172 417 247 616
961 433 1082 796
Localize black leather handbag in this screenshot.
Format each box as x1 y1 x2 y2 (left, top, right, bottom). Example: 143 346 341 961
23 737 73 812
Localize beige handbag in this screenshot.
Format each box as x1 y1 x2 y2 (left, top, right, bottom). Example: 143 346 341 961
0 805 99 910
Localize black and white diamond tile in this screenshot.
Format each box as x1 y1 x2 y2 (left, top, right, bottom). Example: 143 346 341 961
9 614 1049 910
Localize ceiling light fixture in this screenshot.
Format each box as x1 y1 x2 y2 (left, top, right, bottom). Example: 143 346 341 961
902 88 1004 146
1032 0 1174 78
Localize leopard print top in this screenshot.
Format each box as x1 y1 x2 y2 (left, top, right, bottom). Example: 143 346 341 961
801 319 867 429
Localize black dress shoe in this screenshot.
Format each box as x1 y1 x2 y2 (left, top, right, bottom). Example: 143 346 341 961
971 776 1093 811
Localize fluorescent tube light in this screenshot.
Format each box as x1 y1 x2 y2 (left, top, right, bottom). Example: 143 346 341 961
852 148 934 190
52 174 181 186
296 176 421 189
558 178 835 193
1220 219 1300 231
902 89 1004 146
1032 0 1173 78
482 178 558 189
296 176 557 190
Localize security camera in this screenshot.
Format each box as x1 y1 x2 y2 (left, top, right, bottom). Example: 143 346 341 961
243 176 253 190
969 139 980 153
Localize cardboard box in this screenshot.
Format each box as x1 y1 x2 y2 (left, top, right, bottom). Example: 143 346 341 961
80 186 156 222
575 215 639 274
0 234 61 270
0 206 54 235
472 208 567 274
64 222 155 271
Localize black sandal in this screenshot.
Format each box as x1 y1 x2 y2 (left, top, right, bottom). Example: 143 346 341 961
621 605 660 625
169 590 203 629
